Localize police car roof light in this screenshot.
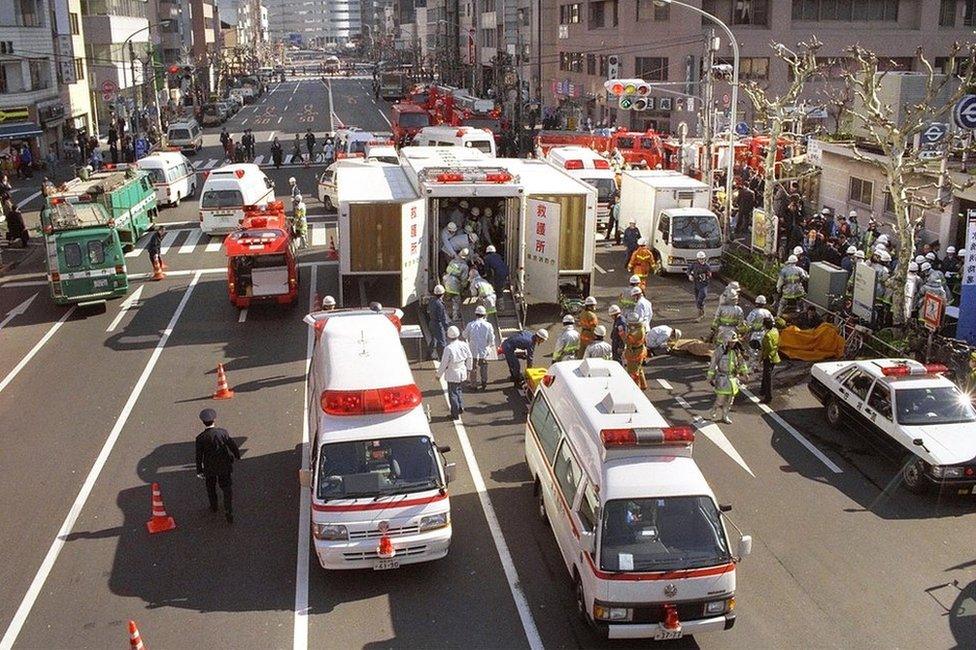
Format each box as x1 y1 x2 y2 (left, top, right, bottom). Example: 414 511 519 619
386 311 402 332
320 384 422 416
542 374 555 387
881 362 948 377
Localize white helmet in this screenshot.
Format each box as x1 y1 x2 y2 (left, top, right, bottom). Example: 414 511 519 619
608 304 621 316
925 251 936 261
854 250 865 259
321 295 336 308
673 328 683 339
288 177 296 184
696 251 707 260
584 296 597 307
471 206 481 217
637 237 647 246
729 281 740 291
630 286 643 296
535 328 549 341
459 199 470 209
820 207 830 215
947 246 957 255
755 295 767 305
787 254 798 264
877 234 889 243
908 262 919 272
475 305 487 316
846 246 857 255
486 245 496 253
468 232 479 244
433 284 445 295
793 246 803 256
447 325 460 339
458 248 469 259
294 194 302 203
878 250 891 263
921 261 932 272
447 222 458 233
593 325 607 337
915 255 926 264
848 209 857 218
629 274 641 284
562 314 575 325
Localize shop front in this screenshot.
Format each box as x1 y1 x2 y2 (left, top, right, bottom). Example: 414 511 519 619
0 106 43 176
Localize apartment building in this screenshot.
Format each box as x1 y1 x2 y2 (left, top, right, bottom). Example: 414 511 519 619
52 0 95 148
237 0 270 50
544 0 976 132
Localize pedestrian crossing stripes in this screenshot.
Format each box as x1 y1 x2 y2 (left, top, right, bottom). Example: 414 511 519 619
178 229 202 254
158 230 179 255
188 152 337 173
124 224 334 258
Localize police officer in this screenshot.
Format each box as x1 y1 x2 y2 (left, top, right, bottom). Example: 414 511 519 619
195 408 242 523
553 314 580 362
583 325 613 359
687 251 711 322
427 284 450 359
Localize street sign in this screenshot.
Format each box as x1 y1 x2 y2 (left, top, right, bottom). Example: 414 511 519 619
101 80 117 94
735 121 750 136
954 94 976 130
956 209 976 343
102 92 114 102
921 292 945 332
920 122 948 144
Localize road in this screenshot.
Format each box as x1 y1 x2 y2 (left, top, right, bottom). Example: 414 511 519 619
1 77 976 649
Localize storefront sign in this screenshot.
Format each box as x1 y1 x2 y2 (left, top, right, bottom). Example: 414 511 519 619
0 108 30 124
956 209 976 343
38 102 65 126
851 262 876 324
750 208 777 256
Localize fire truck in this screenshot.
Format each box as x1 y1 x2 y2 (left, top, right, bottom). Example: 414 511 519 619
224 202 299 308
534 128 665 168
420 85 502 139
390 102 432 145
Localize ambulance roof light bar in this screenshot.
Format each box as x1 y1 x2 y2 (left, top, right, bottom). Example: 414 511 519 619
423 167 518 184
320 384 422 416
600 427 695 447
880 362 948 376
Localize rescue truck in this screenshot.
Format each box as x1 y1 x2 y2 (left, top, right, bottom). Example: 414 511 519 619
534 130 611 158
525 358 751 640
391 102 432 145
299 307 455 570
545 146 617 228
224 202 299 308
533 128 665 168
619 170 723 273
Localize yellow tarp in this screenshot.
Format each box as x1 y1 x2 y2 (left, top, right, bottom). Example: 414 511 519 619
779 323 845 361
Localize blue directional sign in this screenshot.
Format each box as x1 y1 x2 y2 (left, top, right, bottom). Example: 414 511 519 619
920 122 947 144
735 121 750 136
953 94 976 130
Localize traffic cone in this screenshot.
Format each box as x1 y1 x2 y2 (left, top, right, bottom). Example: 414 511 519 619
128 620 145 649
212 363 235 400
159 255 169 271
151 259 165 281
146 482 176 534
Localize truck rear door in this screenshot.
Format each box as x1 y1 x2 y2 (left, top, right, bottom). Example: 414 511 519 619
522 198 560 303
400 198 426 305
49 231 126 303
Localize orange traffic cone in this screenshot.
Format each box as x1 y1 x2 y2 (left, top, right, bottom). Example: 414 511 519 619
128 620 146 649
212 363 235 400
146 482 176 534
151 259 165 281
159 256 169 271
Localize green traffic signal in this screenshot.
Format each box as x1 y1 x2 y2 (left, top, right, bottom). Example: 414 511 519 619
619 96 633 110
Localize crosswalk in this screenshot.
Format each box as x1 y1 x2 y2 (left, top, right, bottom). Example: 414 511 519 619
190 152 334 171
124 224 334 258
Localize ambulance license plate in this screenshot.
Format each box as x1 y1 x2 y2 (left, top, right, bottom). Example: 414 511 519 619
373 560 400 571
93 279 107 288
654 630 683 641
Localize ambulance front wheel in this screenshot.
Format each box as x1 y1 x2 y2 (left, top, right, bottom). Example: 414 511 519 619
536 481 548 524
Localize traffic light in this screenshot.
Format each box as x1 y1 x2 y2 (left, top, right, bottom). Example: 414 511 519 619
604 78 651 111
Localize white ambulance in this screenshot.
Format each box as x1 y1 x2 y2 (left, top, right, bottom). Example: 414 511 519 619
300 307 455 570
525 358 751 640
545 146 618 228
411 125 496 157
198 163 275 235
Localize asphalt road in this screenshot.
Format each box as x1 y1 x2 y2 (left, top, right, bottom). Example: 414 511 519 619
2 78 976 650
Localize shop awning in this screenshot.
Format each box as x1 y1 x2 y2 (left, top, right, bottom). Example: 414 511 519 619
0 122 43 139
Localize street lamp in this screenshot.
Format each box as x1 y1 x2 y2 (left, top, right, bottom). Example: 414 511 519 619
653 0 738 239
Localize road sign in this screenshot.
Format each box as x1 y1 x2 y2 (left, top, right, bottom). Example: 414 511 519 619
953 94 976 130
101 80 117 94
102 92 114 102
921 292 945 332
920 122 948 144
735 121 750 136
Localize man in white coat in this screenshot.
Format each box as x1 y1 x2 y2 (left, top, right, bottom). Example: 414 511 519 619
436 325 473 419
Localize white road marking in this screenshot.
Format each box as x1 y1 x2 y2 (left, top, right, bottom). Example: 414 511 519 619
694 419 755 477
158 230 179 255
293 265 316 650
205 235 223 253
267 131 276 141
310 223 327 247
675 395 692 409
594 263 606 274
278 117 283 124
16 191 41 210
203 159 219 170
0 280 47 288
238 308 247 323
191 160 205 169
0 293 36 331
0 306 75 396
178 229 202 254
104 285 144 333
284 154 293 165
292 83 299 95
740 387 844 474
252 155 265 166
376 106 392 127
241 118 248 125
656 378 673 391
0 272 201 650
326 79 335 132
125 235 148 258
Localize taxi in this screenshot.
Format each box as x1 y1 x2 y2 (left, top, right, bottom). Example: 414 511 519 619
809 358 976 494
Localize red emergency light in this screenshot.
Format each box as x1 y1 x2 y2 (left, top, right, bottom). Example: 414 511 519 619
436 172 464 183
49 197 63 205
320 384 422 416
593 159 610 169
564 160 584 170
455 129 467 137
484 171 512 183
235 169 245 179
377 535 395 559
168 64 181 74
881 363 948 376
662 604 681 631
600 426 695 447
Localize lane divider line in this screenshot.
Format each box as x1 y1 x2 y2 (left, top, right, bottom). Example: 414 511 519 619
0 305 75 396
593 263 606 274
105 284 144 333
0 271 202 650
238 308 247 323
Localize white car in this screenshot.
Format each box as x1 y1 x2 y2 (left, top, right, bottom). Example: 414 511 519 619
809 358 976 494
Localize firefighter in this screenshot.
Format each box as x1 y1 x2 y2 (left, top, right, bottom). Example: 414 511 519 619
583 325 613 360
776 254 808 316
468 268 497 315
623 313 648 389
443 248 470 321
707 332 749 424
627 237 656 288
711 282 744 343
743 294 773 360
577 296 599 359
845 249 866 300
553 314 580 362
619 274 642 321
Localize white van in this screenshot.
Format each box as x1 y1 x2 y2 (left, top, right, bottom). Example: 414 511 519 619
136 151 197 207
198 163 275 235
546 146 617 228
300 307 455 570
411 126 496 157
318 158 396 211
166 119 202 154
525 358 751 640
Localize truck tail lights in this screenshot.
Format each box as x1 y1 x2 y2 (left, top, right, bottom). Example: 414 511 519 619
593 159 610 169
320 384 422 416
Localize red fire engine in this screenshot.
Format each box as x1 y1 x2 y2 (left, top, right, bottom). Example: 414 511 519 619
224 202 299 308
390 103 432 145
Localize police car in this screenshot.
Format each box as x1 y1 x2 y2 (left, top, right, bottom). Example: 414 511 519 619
809 358 976 494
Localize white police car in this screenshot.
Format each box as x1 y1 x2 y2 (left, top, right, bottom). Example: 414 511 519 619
809 358 976 494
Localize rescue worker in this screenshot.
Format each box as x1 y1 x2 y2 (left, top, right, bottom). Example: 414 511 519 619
759 317 779 404
860 219 880 254
904 262 921 320
925 250 940 271
293 194 308 249
776 254 808 316
553 314 580 362
942 246 961 277
483 244 510 296
711 282 744 343
631 286 654 329
840 245 857 276
321 295 336 311
706 332 748 424
743 295 773 359
443 248 470 320
627 237 656 287
583 325 613 360
687 251 711 322
427 284 450 359
608 304 626 362
195 408 242 523
623 313 648 389
463 305 495 391
645 324 681 355
619 274 642 321
622 219 642 266
845 249 866 298
468 268 497 315
577 296 600 358
873 249 893 325
468 207 493 247
441 221 461 261
501 329 548 387
270 137 283 169
436 325 473 420
447 199 470 231
847 209 861 240
288 177 300 206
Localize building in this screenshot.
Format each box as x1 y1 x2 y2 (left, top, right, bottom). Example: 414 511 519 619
267 0 362 48
52 0 95 150
543 0 976 132
190 0 217 61
237 0 270 50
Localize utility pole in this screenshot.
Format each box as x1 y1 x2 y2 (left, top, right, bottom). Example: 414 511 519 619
700 30 717 184
129 41 139 137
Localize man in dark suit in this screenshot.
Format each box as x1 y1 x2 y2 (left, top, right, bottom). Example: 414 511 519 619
195 408 241 523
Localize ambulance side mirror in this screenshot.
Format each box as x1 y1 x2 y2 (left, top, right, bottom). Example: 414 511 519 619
298 469 313 488
444 462 457 484
579 531 596 554
737 535 752 559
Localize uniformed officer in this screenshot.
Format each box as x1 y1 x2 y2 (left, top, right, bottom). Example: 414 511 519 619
553 314 581 362
195 408 242 523
583 325 613 359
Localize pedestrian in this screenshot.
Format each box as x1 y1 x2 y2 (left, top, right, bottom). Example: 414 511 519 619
609 304 625 362
304 128 316 166
501 329 548 388
577 296 599 359
194 408 242 523
734 183 755 238
220 127 230 154
19 144 33 178
427 284 450 359
759 317 780 404
233 139 245 164
436 326 473 420
292 134 302 163
246 129 256 160
553 314 580 362
622 219 641 265
147 225 165 277
4 204 28 247
271 137 283 168
605 195 619 243
706 333 748 424
463 305 495 391
687 251 712 322
583 325 613 359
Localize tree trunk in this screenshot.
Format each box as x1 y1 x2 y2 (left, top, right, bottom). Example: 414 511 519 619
887 154 914 326
762 117 782 226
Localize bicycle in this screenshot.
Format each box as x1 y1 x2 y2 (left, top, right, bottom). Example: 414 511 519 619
839 314 871 359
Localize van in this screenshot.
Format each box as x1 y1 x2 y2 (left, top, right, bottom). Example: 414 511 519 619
525 358 751 640
137 151 197 207
300 307 455 570
411 126 496 157
199 163 275 235
546 146 618 229
166 119 202 154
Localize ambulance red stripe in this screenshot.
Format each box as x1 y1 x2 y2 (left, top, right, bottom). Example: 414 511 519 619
312 493 447 512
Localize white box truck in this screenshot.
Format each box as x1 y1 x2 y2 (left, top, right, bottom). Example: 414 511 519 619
619 170 723 274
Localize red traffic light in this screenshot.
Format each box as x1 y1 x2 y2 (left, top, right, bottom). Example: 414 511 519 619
168 65 180 74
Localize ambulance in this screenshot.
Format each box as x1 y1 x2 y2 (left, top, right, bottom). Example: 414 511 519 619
545 146 617 228
411 125 496 156
525 358 751 640
199 163 275 235
300 307 455 570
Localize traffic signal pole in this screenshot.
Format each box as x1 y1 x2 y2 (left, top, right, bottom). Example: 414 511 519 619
701 30 716 184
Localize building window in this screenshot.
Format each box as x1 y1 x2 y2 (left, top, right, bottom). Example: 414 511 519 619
731 0 768 25
635 56 668 81
586 53 596 75
940 0 956 26
598 54 608 76
636 0 669 21
849 177 874 206
883 191 895 215
792 0 898 21
69 12 80 34
559 3 581 24
74 57 85 81
16 0 42 26
588 0 617 28
717 56 769 80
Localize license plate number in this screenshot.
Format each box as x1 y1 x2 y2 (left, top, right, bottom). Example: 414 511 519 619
654 630 683 641
93 279 107 288
373 559 400 571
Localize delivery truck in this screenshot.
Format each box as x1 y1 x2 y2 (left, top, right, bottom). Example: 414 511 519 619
619 170 723 274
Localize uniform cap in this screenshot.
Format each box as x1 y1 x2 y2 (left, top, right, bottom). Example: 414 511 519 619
322 295 336 307
593 325 607 337
787 254 798 263
294 194 302 202
947 246 956 254
755 295 766 305
486 245 496 253
475 305 487 316
637 237 647 246
630 286 642 296
793 246 803 255
535 328 549 341
608 304 621 315
629 274 641 284
696 251 706 260
433 284 445 295
199 408 216 423
447 325 460 339
562 314 575 325
849 210 857 217
854 250 865 259
288 177 296 184
821 207 830 215
584 296 597 306
447 222 458 233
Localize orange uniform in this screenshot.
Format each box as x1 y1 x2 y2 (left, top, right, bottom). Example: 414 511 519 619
577 309 599 359
627 246 656 288
623 321 647 388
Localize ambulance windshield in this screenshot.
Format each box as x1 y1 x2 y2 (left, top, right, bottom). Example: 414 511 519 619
317 435 441 500
600 496 730 572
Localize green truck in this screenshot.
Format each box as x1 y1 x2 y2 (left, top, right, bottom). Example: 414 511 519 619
41 166 158 305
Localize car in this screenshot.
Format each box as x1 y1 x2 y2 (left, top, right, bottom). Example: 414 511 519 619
215 100 236 118
809 358 976 494
223 94 243 113
201 103 228 126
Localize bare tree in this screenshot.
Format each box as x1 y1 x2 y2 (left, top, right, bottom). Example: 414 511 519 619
841 43 976 324
821 70 854 136
741 37 823 232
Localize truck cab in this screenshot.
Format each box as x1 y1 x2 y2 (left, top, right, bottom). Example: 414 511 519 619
391 103 432 145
